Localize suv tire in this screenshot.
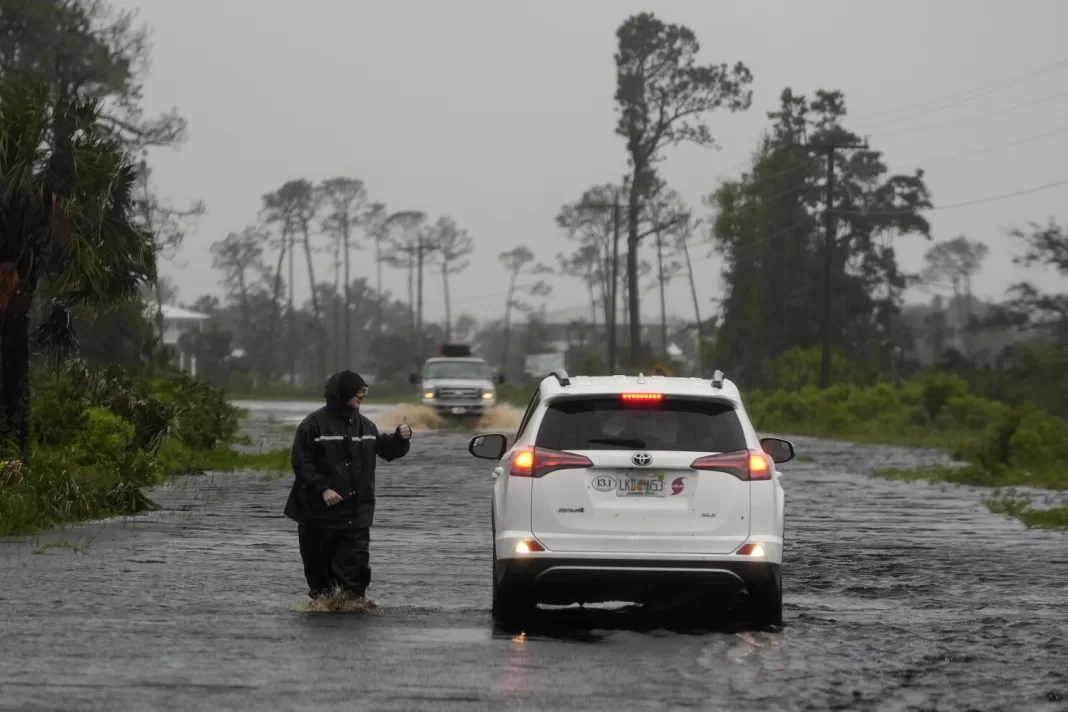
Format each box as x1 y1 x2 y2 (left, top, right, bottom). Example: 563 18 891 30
491 536 535 626
746 575 783 627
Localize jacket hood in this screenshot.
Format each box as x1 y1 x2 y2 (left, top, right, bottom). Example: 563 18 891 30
324 370 368 410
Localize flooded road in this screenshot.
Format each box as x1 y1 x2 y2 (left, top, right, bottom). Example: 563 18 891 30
2 401 1066 711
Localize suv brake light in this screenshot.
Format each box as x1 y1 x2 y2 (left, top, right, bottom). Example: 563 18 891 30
510 447 593 478
621 393 663 402
690 450 771 481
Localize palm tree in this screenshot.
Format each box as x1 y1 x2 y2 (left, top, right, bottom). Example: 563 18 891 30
0 83 155 456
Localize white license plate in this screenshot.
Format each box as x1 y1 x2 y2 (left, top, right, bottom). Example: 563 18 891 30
617 474 667 497
451 407 467 415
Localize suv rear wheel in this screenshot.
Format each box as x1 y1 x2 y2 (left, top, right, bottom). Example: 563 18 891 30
491 537 535 626
746 575 783 627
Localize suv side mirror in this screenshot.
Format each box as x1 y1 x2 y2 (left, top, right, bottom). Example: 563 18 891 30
495 373 506 385
469 433 508 460
760 437 795 464
408 373 420 385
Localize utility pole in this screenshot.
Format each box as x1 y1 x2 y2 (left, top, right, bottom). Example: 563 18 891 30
802 139 867 388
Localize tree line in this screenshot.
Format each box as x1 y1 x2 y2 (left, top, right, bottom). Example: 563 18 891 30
3 2 1066 459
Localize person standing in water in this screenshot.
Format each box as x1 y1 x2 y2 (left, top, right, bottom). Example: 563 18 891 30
285 370 412 600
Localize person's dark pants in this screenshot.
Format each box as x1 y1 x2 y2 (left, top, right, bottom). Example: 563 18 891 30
297 524 371 598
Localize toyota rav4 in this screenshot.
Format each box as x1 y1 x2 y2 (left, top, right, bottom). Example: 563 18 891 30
467 369 793 626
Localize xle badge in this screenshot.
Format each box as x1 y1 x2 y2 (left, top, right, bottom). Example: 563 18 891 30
559 507 584 514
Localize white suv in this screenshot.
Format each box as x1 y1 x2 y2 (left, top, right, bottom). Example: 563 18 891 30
468 369 793 626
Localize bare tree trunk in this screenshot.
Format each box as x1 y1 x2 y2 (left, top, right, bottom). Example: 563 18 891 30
500 269 519 376
376 233 384 335
626 174 642 365
288 228 296 385
656 228 667 356
416 235 424 357
443 259 452 342
680 236 703 373
407 251 415 346
333 238 341 372
0 303 32 458
343 214 352 367
300 222 325 380
265 239 287 384
140 175 165 355
237 269 251 348
153 277 166 371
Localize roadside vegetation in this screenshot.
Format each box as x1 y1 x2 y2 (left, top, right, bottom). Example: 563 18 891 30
739 350 1068 530
0 363 288 536
1 3 1063 534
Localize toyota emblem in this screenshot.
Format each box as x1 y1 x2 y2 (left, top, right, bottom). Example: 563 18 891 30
632 452 652 467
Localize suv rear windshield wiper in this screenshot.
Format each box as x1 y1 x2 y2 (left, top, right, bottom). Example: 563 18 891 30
587 437 647 448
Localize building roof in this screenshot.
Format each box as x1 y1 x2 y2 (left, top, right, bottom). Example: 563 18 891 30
157 304 211 321
519 303 661 325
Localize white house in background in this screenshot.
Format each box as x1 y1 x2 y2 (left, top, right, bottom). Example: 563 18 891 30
149 304 211 376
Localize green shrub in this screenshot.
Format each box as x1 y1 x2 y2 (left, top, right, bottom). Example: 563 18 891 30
941 395 1011 432
914 370 970 421
2 362 248 536
75 408 136 465
144 373 240 451
1007 407 1068 470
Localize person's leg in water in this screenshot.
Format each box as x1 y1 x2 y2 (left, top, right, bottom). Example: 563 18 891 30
298 524 338 598
329 528 371 598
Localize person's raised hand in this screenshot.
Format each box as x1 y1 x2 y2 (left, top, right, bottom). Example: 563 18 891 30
322 488 342 506
397 416 412 440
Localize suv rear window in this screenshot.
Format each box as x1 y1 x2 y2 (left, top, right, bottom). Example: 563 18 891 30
535 397 747 453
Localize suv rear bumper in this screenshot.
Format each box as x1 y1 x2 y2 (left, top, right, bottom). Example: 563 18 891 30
495 555 781 606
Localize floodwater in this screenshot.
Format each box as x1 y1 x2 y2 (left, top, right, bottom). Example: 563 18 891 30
1 401 1066 711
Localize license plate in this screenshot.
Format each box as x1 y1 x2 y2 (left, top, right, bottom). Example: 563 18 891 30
451 407 467 415
617 473 667 497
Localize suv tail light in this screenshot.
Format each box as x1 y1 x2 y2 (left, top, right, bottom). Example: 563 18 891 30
510 447 593 478
690 450 771 481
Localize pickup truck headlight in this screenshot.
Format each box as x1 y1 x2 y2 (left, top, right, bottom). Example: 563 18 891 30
423 390 435 399
481 391 494 400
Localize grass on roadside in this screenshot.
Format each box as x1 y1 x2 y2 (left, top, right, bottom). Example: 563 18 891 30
32 540 86 555
762 423 977 454
873 464 1068 491
0 444 292 538
195 447 290 473
984 491 1068 530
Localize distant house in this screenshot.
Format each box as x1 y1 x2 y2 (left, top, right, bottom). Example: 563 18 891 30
149 304 211 376
519 304 663 353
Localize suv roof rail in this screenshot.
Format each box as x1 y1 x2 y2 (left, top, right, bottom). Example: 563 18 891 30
711 369 725 389
548 368 571 387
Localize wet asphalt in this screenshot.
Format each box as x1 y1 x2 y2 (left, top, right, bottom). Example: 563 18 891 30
1 402 1066 712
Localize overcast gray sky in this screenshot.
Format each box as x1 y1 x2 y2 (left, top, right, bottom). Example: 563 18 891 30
116 0 1068 324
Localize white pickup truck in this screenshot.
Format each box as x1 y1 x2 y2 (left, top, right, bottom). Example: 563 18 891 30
409 344 505 422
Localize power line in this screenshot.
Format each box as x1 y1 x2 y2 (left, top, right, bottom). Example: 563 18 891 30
456 176 1068 307
713 58 1068 181
876 89 1068 138
853 55 1068 126
838 177 1068 216
913 121 1068 166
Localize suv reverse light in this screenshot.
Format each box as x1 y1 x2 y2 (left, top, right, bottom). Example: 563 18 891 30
735 543 765 557
509 447 593 478
515 539 545 554
690 450 772 481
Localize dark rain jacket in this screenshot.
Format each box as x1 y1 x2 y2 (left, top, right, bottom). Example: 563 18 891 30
284 375 411 529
